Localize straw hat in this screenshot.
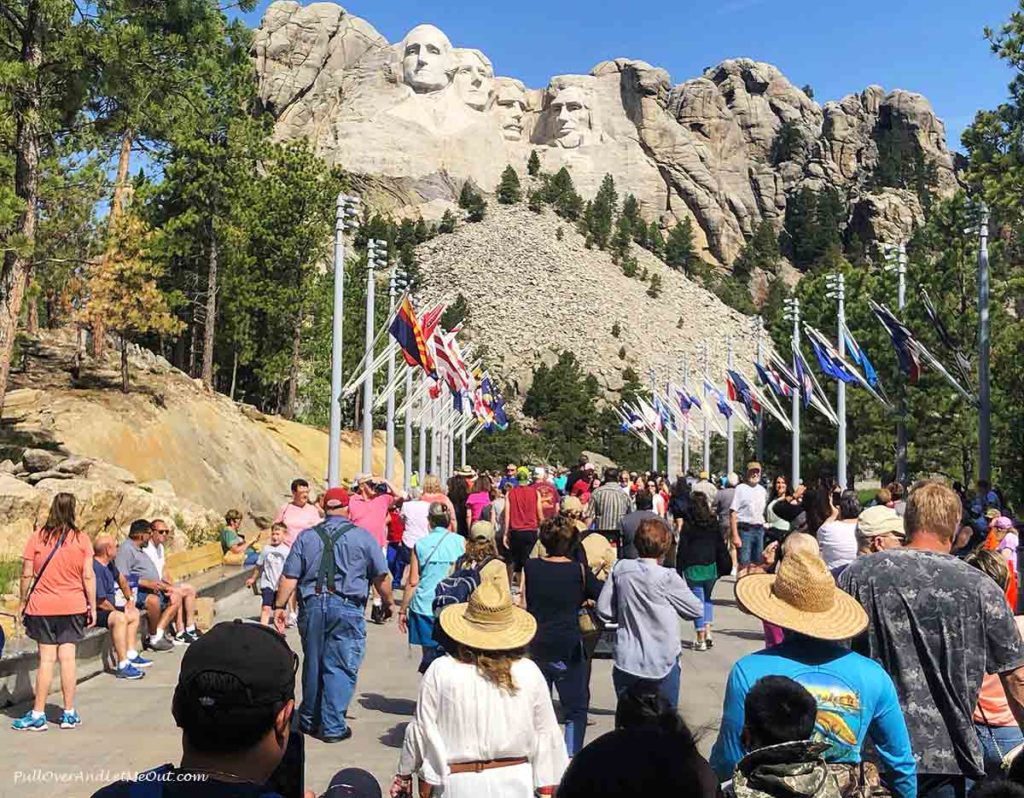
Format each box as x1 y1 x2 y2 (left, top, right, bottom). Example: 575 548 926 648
735 550 867 641
438 582 536 651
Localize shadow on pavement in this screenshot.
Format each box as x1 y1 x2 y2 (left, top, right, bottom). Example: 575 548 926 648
359 693 416 716
714 628 765 641
380 721 409 748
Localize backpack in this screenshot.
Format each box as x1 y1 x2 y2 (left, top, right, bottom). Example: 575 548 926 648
431 556 496 617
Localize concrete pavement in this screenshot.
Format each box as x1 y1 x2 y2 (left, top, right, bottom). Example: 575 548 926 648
1 578 763 797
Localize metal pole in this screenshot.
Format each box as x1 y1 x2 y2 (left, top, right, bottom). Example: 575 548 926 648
418 382 428 479
789 299 801 488
835 274 847 489
328 193 357 487
978 204 991 484
755 317 765 465
682 356 691 474
403 367 413 489
895 242 909 486
649 368 658 473
360 240 378 474
447 406 456 476
460 403 467 468
431 400 440 476
384 267 397 482
726 335 735 475
702 342 711 472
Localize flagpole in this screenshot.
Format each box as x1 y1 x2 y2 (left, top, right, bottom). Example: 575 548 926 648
460 402 467 468
702 342 711 473
384 266 398 482
785 298 801 487
895 242 908 486
828 273 848 488
328 194 359 487
403 366 413 489
362 239 384 473
755 317 765 465
682 356 690 475
448 406 456 476
726 335 735 476
418 379 428 480
978 204 992 485
648 368 658 473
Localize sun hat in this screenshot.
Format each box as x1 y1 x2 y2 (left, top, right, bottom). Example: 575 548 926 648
469 520 496 542
985 508 1002 520
735 550 868 641
746 461 762 473
455 466 477 478
323 487 351 510
355 472 374 485
856 506 904 540
559 495 588 532
699 470 709 480
583 462 595 472
994 515 1014 531
439 581 536 651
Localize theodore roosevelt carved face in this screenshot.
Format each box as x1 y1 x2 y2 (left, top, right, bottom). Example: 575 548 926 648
495 79 528 140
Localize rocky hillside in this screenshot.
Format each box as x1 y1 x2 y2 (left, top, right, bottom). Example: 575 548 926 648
0 331 401 556
416 203 759 398
253 1 957 265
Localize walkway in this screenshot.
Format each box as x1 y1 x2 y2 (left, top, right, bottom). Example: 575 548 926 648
1 578 763 796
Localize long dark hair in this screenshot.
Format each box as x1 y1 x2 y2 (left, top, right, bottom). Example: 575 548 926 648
41 492 78 543
671 476 690 499
689 491 715 526
447 475 469 506
803 484 834 536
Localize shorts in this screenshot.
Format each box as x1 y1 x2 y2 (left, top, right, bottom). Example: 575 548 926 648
507 529 539 572
738 524 766 567
95 608 116 629
261 587 276 608
136 589 170 611
24 614 86 645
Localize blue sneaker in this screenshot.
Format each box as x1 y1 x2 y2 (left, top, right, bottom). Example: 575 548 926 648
116 664 145 680
59 710 81 729
130 655 153 669
11 711 48 732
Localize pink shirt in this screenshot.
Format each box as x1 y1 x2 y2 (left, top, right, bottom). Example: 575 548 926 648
465 492 491 523
274 502 323 546
348 493 393 547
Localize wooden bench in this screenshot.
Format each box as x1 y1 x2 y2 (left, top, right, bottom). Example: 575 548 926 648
166 542 224 581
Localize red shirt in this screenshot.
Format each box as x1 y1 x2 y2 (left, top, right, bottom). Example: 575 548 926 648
386 509 405 545
22 528 92 616
535 482 559 520
506 484 540 531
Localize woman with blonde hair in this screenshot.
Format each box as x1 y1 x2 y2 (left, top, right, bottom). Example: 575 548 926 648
392 581 568 797
420 474 456 531
13 493 96 732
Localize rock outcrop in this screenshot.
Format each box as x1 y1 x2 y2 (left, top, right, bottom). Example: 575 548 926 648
252 2 957 264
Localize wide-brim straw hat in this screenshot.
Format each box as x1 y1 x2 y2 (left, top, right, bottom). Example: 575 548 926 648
439 582 536 651
735 550 868 641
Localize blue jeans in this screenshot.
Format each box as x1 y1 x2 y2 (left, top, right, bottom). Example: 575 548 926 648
612 659 681 711
386 542 407 587
537 645 589 756
688 580 716 631
738 525 765 567
976 721 1024 778
297 593 367 737
917 775 972 798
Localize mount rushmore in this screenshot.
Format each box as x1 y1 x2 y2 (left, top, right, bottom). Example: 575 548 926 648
252 1 958 266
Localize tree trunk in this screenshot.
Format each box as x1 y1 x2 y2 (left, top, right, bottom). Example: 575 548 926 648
284 307 303 419
25 276 39 334
201 233 217 389
188 317 198 377
229 350 238 401
120 336 129 393
91 128 134 358
0 2 43 416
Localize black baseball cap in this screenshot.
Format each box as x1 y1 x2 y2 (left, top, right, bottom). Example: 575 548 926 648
175 620 297 710
323 769 383 798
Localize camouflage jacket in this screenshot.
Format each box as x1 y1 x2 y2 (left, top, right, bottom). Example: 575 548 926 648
729 742 842 798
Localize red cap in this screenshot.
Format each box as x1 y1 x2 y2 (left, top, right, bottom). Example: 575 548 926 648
323 487 350 509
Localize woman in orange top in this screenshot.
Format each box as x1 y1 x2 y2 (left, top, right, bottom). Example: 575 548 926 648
966 549 1024 777
12 493 96 732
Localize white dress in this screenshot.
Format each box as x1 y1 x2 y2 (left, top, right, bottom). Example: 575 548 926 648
399 656 569 797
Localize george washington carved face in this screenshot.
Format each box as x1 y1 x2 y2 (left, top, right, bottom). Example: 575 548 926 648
401 24 455 94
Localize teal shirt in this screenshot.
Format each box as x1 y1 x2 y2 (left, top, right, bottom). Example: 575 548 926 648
410 528 466 617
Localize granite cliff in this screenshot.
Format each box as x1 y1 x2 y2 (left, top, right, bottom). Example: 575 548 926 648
253 1 958 265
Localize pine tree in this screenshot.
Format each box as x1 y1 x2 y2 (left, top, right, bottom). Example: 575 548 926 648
414 216 430 243
439 209 457 233
589 174 617 249
527 149 542 177
543 168 584 221
648 222 665 258
647 272 663 298
458 182 487 222
771 121 806 165
496 165 522 204
611 212 633 263
732 220 781 283
665 218 697 274
527 190 543 213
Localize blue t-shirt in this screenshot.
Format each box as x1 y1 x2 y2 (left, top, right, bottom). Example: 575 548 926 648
93 560 118 608
282 516 387 605
410 528 466 617
710 636 916 798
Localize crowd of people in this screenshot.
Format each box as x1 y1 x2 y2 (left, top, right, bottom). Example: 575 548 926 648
11 453 1024 798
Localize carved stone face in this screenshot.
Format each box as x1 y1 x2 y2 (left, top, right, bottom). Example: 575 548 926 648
454 49 494 111
549 85 591 148
401 24 454 94
495 80 527 140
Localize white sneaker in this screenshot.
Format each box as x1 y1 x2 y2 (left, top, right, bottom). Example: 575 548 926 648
693 639 708 652
286 612 297 628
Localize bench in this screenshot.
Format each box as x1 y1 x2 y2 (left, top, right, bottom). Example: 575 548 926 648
166 541 224 581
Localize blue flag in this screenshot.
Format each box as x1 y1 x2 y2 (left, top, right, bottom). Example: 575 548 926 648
793 352 813 408
809 337 859 384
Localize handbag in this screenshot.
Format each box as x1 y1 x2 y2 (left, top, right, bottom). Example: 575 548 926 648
978 704 1024 772
577 563 600 634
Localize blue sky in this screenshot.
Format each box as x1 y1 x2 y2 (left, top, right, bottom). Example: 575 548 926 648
238 0 1019 151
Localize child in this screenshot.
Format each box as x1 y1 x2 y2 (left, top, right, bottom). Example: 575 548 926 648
245 523 290 626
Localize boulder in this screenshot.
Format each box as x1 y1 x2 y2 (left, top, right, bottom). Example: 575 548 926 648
87 462 138 485
21 448 62 473
56 455 94 476
0 460 16 475
25 470 73 485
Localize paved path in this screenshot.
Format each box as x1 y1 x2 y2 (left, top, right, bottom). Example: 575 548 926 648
1 579 762 797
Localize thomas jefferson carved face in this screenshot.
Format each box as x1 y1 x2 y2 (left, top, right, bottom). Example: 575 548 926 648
495 79 527 140
454 49 494 111
401 24 454 94
549 85 591 148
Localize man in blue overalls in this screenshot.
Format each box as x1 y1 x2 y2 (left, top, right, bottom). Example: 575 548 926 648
275 486 393 742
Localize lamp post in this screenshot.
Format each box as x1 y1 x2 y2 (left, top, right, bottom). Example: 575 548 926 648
702 341 710 472
648 367 658 473
328 193 360 488
826 273 847 488
978 203 991 484
384 266 408 484
682 355 690 474
418 377 428 480
784 297 801 487
885 242 909 485
361 238 387 474
754 316 765 465
403 366 413 489
726 335 734 475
